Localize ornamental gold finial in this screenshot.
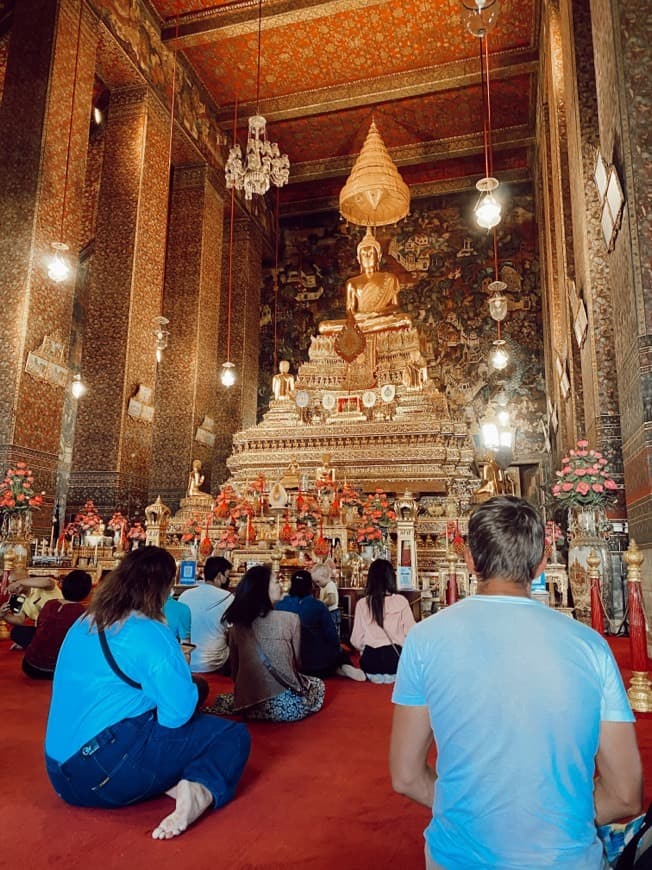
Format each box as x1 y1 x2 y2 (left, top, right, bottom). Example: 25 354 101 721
623 538 644 581
586 548 601 578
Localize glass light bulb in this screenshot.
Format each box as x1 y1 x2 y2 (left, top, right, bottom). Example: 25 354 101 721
48 251 70 283
489 343 509 370
481 421 499 451
220 361 236 388
71 374 87 399
475 192 502 230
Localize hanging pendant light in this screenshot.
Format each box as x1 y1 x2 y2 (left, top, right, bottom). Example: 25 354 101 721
467 15 502 232
153 316 170 364
489 338 509 370
487 279 508 321
220 361 236 388
71 372 87 399
225 0 289 199
221 98 238 390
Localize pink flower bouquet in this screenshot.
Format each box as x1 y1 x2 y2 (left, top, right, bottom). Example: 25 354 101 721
551 440 618 509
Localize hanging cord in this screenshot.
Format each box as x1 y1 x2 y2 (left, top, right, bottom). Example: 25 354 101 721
226 94 239 363
273 186 280 371
60 0 84 241
483 33 494 178
255 0 262 113
479 36 489 181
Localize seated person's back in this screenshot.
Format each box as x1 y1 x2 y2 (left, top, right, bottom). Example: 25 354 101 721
276 570 340 674
179 557 233 672
23 570 93 679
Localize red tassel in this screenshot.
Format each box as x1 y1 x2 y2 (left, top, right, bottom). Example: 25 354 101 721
629 581 648 672
590 576 605 635
446 574 458 606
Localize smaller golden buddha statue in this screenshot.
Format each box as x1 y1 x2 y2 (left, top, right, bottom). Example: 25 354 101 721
187 458 206 497
272 360 295 401
472 458 513 503
402 349 428 391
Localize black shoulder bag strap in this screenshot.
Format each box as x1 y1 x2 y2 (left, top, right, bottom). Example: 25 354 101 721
98 627 142 689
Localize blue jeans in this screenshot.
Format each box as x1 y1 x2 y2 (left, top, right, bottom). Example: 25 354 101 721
45 709 250 810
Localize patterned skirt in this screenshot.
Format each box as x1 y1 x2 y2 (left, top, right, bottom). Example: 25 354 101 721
205 676 325 723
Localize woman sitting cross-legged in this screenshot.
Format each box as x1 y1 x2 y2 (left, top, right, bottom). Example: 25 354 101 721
275 569 365 681
350 558 416 684
206 564 325 722
45 546 251 841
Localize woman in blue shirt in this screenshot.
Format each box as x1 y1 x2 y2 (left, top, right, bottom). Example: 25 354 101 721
45 546 250 840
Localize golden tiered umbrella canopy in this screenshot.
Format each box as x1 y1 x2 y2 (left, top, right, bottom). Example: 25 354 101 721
339 121 410 227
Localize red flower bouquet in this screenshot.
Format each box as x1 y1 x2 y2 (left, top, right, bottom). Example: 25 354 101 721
0 461 45 513
74 500 102 533
127 521 147 542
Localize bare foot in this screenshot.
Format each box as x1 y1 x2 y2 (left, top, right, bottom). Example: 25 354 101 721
151 779 213 840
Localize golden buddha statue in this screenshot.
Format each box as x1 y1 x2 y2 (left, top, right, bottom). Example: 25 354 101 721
320 227 411 335
187 459 206 497
472 458 513 503
272 360 295 401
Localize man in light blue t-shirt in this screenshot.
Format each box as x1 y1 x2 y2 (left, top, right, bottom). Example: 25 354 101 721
390 495 643 870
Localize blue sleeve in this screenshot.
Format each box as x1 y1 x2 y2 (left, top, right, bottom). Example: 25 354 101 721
130 623 197 727
392 627 427 706
178 602 191 642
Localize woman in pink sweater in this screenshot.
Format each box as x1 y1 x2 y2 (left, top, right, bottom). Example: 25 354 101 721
350 559 415 684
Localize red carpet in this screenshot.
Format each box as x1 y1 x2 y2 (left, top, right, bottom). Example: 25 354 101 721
0 636 650 869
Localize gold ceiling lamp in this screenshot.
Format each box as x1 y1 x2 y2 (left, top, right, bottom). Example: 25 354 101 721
339 120 410 227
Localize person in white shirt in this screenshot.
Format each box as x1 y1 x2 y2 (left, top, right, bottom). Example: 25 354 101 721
179 557 233 673
313 562 340 637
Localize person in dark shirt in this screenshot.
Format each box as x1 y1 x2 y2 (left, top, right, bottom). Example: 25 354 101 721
21 570 93 679
276 570 365 681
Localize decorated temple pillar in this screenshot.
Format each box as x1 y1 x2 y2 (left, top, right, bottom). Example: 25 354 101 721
584 0 652 630
213 214 265 484
149 165 225 510
0 0 97 529
69 85 171 517
556 0 623 492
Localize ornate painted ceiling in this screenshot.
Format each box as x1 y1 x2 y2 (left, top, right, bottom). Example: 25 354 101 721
152 0 539 215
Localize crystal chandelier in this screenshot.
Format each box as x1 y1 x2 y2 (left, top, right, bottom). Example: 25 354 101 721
225 1 289 199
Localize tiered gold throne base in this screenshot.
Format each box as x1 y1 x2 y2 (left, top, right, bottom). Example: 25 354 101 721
228 323 478 497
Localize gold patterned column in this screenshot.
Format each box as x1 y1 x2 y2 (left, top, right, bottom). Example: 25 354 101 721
150 165 225 509
213 214 265 484
0 0 97 523
70 86 171 517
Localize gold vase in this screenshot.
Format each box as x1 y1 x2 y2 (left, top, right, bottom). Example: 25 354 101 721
567 506 612 624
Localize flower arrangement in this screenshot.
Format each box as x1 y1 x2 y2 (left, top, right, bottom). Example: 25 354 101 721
231 499 255 523
213 484 239 519
0 461 44 513
356 489 396 547
127 521 147 542
180 514 203 543
60 520 81 541
290 524 314 550
74 500 103 533
552 439 618 509
295 493 321 529
107 511 128 532
216 523 240 551
356 523 383 546
246 473 267 495
339 482 361 509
